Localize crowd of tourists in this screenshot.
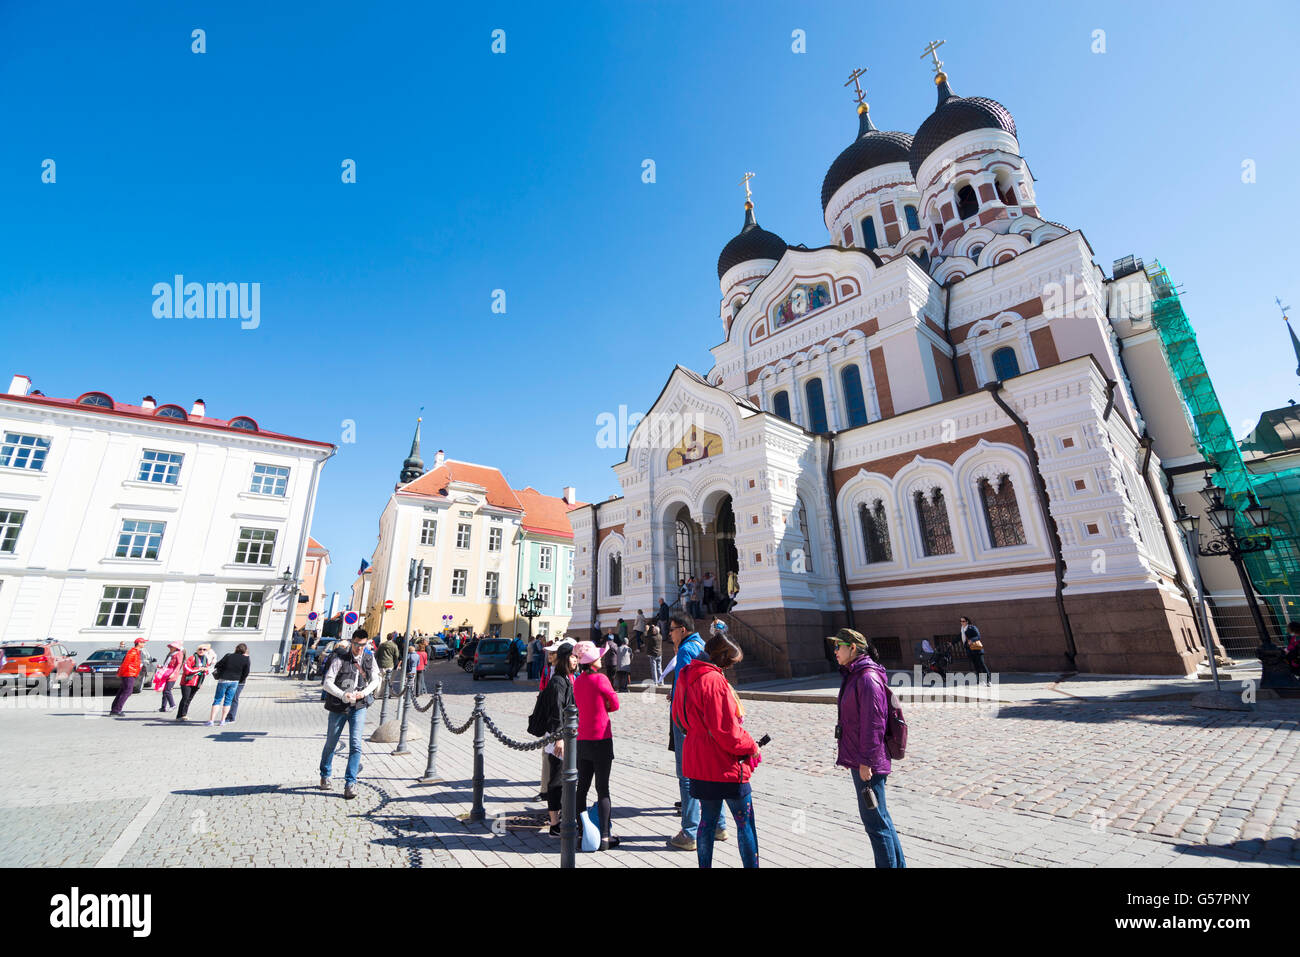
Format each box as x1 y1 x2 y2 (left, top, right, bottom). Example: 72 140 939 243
103 636 253 726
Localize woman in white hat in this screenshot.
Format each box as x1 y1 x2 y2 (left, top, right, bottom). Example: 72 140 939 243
152 640 184 712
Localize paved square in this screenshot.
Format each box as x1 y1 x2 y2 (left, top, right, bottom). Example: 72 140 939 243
1 664 1297 868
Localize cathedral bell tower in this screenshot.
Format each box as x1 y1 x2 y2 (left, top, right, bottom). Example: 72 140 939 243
398 415 425 488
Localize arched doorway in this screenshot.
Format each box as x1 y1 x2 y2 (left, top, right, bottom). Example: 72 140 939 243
670 505 697 594
715 496 739 606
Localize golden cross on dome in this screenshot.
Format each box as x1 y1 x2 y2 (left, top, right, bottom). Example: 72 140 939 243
920 39 946 75
1278 296 1291 322
739 171 755 205
844 66 868 107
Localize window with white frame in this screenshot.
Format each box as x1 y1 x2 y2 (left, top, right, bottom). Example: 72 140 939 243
115 519 165 560
0 432 51 471
456 523 471 549
420 519 437 546
565 585 572 610
220 590 264 629
485 571 499 599
96 586 148 627
0 509 26 553
137 449 183 484
235 527 277 565
538 583 551 608
539 545 553 571
451 568 467 596
488 526 503 551
249 463 289 496
537 621 550 638
418 565 432 595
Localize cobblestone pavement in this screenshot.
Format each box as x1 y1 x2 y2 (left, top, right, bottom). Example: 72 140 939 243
1 664 1296 868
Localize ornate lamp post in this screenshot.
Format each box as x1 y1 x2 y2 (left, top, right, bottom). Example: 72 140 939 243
1186 475 1294 689
517 584 544 644
273 567 301 675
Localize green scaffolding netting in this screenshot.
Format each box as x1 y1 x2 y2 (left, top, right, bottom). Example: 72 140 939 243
1147 262 1300 601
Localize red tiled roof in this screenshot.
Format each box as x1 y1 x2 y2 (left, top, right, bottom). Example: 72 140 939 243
515 486 579 539
0 391 334 449
307 537 327 551
399 460 524 512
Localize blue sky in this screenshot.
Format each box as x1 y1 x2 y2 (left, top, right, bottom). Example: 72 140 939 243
4 0 1298 602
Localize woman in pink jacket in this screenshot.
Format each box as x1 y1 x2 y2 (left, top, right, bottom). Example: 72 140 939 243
152 641 184 712
572 640 620 851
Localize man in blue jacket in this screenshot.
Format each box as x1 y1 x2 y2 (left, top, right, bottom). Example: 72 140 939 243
666 612 727 850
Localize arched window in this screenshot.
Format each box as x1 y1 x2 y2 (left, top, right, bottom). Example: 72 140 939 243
804 378 829 434
608 552 623 596
77 392 113 408
915 488 955 556
229 416 258 432
904 205 920 232
859 499 892 563
795 497 813 573
995 172 1018 206
969 244 983 264
840 364 868 428
861 216 878 251
772 390 791 421
155 405 187 421
956 185 979 220
991 347 1021 380
841 225 854 248
910 248 931 270
979 475 1027 547
674 518 695 586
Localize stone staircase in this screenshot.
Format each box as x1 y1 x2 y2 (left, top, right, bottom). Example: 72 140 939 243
622 611 781 686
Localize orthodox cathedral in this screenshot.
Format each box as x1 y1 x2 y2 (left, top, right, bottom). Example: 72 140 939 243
569 48 1223 678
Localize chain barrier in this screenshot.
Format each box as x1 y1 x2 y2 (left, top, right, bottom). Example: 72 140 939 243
481 711 561 751
437 693 479 735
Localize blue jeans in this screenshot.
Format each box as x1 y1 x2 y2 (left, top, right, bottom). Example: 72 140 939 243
227 683 245 721
320 707 367 787
696 788 759 868
850 769 906 868
212 680 239 707
672 724 725 840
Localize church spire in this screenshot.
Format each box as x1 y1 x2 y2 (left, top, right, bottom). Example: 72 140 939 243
399 412 425 486
844 66 877 135
1279 297 1300 378
921 39 954 101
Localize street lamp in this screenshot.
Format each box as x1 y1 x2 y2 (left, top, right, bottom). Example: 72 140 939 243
273 567 301 675
517 584 544 644
1175 503 1222 693
1188 475 1293 689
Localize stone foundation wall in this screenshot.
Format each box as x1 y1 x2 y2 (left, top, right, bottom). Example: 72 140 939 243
728 586 1201 677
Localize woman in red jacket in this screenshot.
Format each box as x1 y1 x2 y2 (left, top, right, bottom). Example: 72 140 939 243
671 633 761 868
109 637 148 716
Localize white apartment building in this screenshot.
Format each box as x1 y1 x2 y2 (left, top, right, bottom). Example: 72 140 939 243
0 374 334 669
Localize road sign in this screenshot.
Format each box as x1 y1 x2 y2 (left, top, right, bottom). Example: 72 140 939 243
384 600 394 610
307 611 318 621
344 611 359 625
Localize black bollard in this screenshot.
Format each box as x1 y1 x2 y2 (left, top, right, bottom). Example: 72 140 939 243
378 669 392 725
560 702 578 868
393 674 413 755
418 681 442 783
470 693 486 823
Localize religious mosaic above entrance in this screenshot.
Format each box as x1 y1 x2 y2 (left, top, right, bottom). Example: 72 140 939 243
772 280 832 329
667 426 722 470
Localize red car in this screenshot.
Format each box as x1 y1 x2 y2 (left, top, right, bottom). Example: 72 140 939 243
0 641 79 694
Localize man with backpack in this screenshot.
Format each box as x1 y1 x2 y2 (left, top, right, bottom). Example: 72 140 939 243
319 628 381 800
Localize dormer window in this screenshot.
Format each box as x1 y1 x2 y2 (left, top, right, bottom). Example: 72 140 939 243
154 405 187 421
77 392 113 408
956 185 979 220
229 416 258 432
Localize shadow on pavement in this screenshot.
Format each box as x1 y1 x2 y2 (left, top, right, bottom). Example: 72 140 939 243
1170 837 1296 865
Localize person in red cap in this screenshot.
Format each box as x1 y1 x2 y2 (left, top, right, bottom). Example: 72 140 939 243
109 637 148 716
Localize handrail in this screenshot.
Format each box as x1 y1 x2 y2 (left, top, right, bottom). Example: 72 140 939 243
717 610 787 677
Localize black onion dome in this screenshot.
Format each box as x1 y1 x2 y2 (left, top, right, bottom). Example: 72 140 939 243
717 205 787 280
821 110 914 212
908 76 1017 178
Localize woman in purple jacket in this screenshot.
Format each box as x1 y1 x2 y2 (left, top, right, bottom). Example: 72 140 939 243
830 628 905 868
